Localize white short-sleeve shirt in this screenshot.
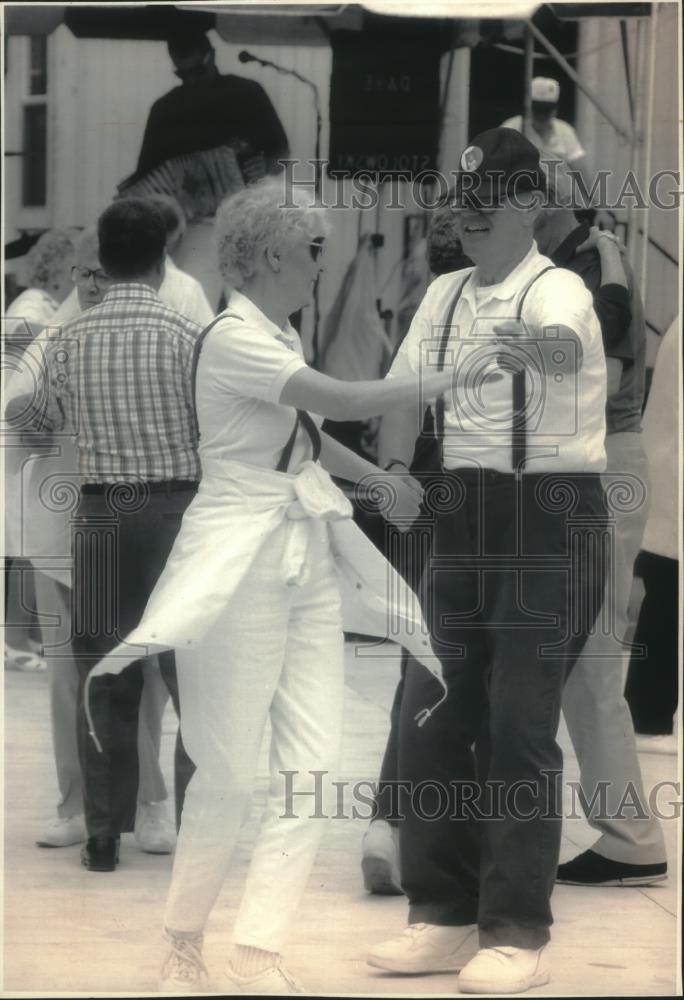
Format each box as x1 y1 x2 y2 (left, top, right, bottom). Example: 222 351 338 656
501 115 585 164
194 289 318 472
162 258 215 329
388 242 607 473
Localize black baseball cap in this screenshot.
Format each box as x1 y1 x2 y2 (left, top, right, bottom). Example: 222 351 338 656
453 128 547 209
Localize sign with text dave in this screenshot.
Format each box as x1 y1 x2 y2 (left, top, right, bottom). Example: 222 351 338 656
328 30 443 180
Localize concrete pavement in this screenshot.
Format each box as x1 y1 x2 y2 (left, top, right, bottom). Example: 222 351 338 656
2 641 680 996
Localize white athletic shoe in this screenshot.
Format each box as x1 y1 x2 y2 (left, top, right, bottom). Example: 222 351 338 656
135 800 176 854
635 733 678 756
223 959 305 994
458 945 550 994
361 819 403 895
367 922 478 973
159 932 208 993
36 814 87 848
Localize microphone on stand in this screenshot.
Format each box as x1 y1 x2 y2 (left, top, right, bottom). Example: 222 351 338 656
238 50 264 66
237 50 322 186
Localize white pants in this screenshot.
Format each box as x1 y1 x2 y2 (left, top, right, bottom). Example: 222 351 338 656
562 432 666 864
165 521 345 952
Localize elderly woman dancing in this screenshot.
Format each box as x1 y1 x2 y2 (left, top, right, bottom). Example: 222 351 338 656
88 179 454 994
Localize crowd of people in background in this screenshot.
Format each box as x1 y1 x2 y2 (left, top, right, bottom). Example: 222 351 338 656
2 36 679 998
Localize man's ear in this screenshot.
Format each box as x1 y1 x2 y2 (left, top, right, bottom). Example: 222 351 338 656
524 191 544 230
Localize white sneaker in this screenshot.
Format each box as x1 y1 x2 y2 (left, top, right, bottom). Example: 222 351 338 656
367 922 478 973
135 801 176 854
36 814 87 848
458 945 549 994
223 959 305 995
361 819 403 895
159 932 208 993
635 733 678 756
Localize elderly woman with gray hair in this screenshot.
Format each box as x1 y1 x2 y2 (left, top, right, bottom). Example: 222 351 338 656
87 178 453 994
6 228 77 341
5 229 76 672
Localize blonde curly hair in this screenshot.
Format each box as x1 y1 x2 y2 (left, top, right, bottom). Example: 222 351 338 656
24 228 77 291
215 178 330 288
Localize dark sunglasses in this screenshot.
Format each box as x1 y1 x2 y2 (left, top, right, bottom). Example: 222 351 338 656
173 49 213 81
308 239 325 262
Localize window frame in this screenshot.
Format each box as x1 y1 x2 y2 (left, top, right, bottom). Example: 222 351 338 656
19 34 50 220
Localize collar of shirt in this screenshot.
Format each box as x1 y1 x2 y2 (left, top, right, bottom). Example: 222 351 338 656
228 288 299 350
550 222 591 267
102 282 162 305
460 241 550 312
7 287 59 319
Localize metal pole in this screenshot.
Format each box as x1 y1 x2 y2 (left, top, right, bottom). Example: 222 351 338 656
628 19 644 275
527 20 634 144
639 4 659 301
522 25 534 140
619 20 636 129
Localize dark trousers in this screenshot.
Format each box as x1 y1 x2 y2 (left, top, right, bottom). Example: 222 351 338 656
72 486 197 839
395 470 607 949
625 551 679 735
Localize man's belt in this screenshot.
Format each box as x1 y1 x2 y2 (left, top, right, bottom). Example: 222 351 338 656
80 480 199 495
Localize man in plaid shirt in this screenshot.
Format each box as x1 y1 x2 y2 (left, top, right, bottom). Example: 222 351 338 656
19 199 203 872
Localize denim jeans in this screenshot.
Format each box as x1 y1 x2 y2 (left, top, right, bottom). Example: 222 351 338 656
71 486 197 838
396 469 607 949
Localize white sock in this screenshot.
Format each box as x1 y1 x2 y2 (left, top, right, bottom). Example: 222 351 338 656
230 944 279 977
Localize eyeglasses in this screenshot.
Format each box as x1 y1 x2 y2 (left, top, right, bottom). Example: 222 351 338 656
308 239 325 262
71 265 111 287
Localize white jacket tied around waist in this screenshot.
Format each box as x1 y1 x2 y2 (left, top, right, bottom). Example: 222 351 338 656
85 459 445 746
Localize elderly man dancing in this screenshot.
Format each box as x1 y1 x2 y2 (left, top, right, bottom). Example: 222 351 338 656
368 129 609 994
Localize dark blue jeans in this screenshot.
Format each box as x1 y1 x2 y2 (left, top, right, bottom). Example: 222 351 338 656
396 469 607 949
71 485 197 839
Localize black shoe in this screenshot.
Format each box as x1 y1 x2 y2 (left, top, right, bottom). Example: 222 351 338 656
80 836 120 872
557 848 667 886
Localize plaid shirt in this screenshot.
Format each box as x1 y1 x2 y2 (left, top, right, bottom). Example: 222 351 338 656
39 283 202 483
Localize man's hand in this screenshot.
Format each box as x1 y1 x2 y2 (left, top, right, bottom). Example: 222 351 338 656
576 225 625 255
363 469 424 532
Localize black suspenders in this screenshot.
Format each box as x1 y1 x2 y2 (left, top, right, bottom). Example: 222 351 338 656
275 409 322 473
511 265 556 474
434 265 556 472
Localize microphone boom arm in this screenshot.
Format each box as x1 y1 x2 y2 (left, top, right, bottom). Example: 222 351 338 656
242 52 322 189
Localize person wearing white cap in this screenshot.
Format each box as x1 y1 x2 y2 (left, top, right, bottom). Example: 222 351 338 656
501 77 590 203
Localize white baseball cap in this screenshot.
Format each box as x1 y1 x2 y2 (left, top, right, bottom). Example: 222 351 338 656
531 77 560 103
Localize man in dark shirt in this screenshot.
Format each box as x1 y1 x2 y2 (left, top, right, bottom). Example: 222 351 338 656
136 31 289 181
129 30 290 310
535 204 668 887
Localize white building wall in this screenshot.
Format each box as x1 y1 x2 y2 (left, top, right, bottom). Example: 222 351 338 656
575 3 679 349
5 25 469 354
